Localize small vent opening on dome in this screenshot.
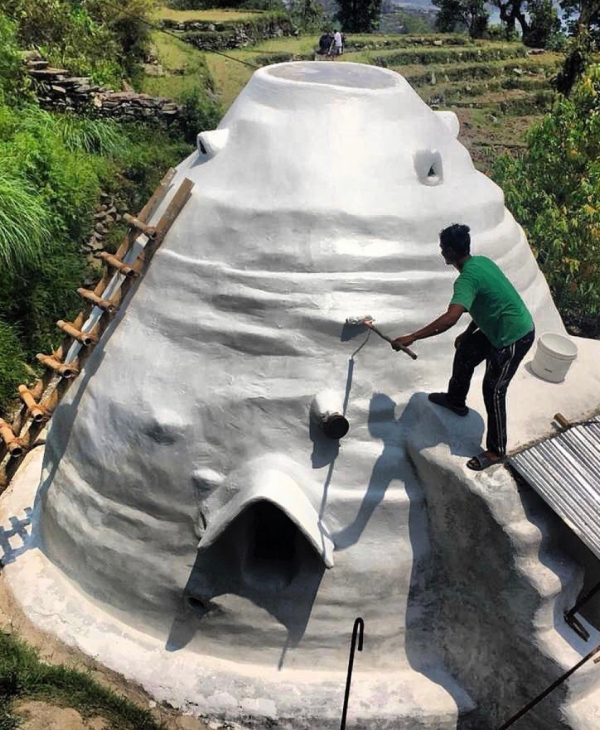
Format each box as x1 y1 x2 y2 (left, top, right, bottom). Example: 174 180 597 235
415 149 444 186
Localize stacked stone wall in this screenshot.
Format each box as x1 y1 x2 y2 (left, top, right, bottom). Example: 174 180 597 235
26 55 181 124
161 14 295 51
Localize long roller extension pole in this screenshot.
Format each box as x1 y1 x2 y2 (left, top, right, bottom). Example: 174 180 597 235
365 322 418 360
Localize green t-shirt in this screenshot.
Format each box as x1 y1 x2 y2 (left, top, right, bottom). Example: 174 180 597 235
450 256 533 348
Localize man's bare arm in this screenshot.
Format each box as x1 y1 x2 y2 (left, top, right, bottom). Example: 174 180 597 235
391 304 466 350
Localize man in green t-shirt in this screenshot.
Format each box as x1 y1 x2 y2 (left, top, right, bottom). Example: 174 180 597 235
392 223 535 471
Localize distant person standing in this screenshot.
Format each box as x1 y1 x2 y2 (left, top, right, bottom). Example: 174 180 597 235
318 30 332 57
333 30 344 57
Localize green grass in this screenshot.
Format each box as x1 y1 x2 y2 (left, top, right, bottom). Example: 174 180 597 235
139 31 220 116
0 170 50 270
154 7 263 23
0 630 163 730
143 29 562 173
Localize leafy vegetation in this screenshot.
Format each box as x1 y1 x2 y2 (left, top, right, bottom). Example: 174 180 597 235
336 0 382 32
0 629 162 729
0 7 193 413
433 0 489 39
492 67 600 333
0 0 155 85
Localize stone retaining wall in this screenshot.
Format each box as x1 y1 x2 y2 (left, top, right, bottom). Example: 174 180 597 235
161 15 295 51
26 54 181 124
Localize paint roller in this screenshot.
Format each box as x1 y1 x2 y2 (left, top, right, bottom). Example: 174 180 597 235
345 315 418 360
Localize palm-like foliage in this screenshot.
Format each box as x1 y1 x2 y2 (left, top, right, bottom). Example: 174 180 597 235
0 170 50 269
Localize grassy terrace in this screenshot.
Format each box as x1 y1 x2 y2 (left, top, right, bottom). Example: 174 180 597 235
153 7 262 22
141 28 563 168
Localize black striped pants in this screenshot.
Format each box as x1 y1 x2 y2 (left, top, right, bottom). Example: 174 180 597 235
447 328 535 457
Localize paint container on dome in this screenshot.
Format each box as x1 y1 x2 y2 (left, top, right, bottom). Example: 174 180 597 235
311 390 349 440
531 332 578 383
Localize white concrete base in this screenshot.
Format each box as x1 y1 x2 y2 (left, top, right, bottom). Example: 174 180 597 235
2 336 600 728
1 450 470 728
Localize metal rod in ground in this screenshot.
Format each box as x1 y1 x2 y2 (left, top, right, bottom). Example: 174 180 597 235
496 643 600 730
340 617 364 730
566 577 600 626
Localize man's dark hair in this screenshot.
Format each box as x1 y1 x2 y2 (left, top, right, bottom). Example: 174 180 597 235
440 224 471 259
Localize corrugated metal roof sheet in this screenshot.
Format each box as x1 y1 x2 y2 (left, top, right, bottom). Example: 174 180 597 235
509 421 600 559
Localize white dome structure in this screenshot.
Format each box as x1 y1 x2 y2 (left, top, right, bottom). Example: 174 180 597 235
3 62 600 729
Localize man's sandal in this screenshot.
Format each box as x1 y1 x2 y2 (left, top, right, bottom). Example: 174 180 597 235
466 452 504 471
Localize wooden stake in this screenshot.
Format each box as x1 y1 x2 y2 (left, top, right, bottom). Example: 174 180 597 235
17 385 48 423
36 354 79 379
154 178 194 240
95 251 139 278
138 168 176 221
57 320 98 346
554 413 571 429
0 419 24 457
77 288 116 313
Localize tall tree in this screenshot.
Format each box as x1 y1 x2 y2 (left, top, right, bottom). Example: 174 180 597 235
560 0 600 41
288 0 324 30
432 0 488 38
488 0 560 46
336 0 382 32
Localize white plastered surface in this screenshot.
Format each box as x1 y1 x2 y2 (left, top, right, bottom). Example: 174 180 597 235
2 63 600 728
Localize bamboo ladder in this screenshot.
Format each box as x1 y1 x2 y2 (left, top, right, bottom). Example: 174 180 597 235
0 170 194 489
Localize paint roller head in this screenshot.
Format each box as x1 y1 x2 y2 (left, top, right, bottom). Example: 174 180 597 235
345 315 374 326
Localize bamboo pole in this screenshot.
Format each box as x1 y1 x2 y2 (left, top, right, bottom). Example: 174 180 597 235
95 251 139 278
1 169 179 492
0 419 24 457
36 354 79 379
77 288 117 313
57 320 98 346
123 213 157 238
17 385 48 423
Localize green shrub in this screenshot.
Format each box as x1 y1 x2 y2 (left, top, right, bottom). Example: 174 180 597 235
178 85 222 143
0 170 50 270
1 0 154 84
116 124 192 207
56 115 126 156
0 14 25 104
0 322 29 412
0 100 191 413
492 67 600 328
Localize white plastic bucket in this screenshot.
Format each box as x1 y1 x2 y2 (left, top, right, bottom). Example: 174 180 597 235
531 332 578 383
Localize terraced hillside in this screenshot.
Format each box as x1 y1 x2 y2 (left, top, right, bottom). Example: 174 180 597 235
142 25 562 171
